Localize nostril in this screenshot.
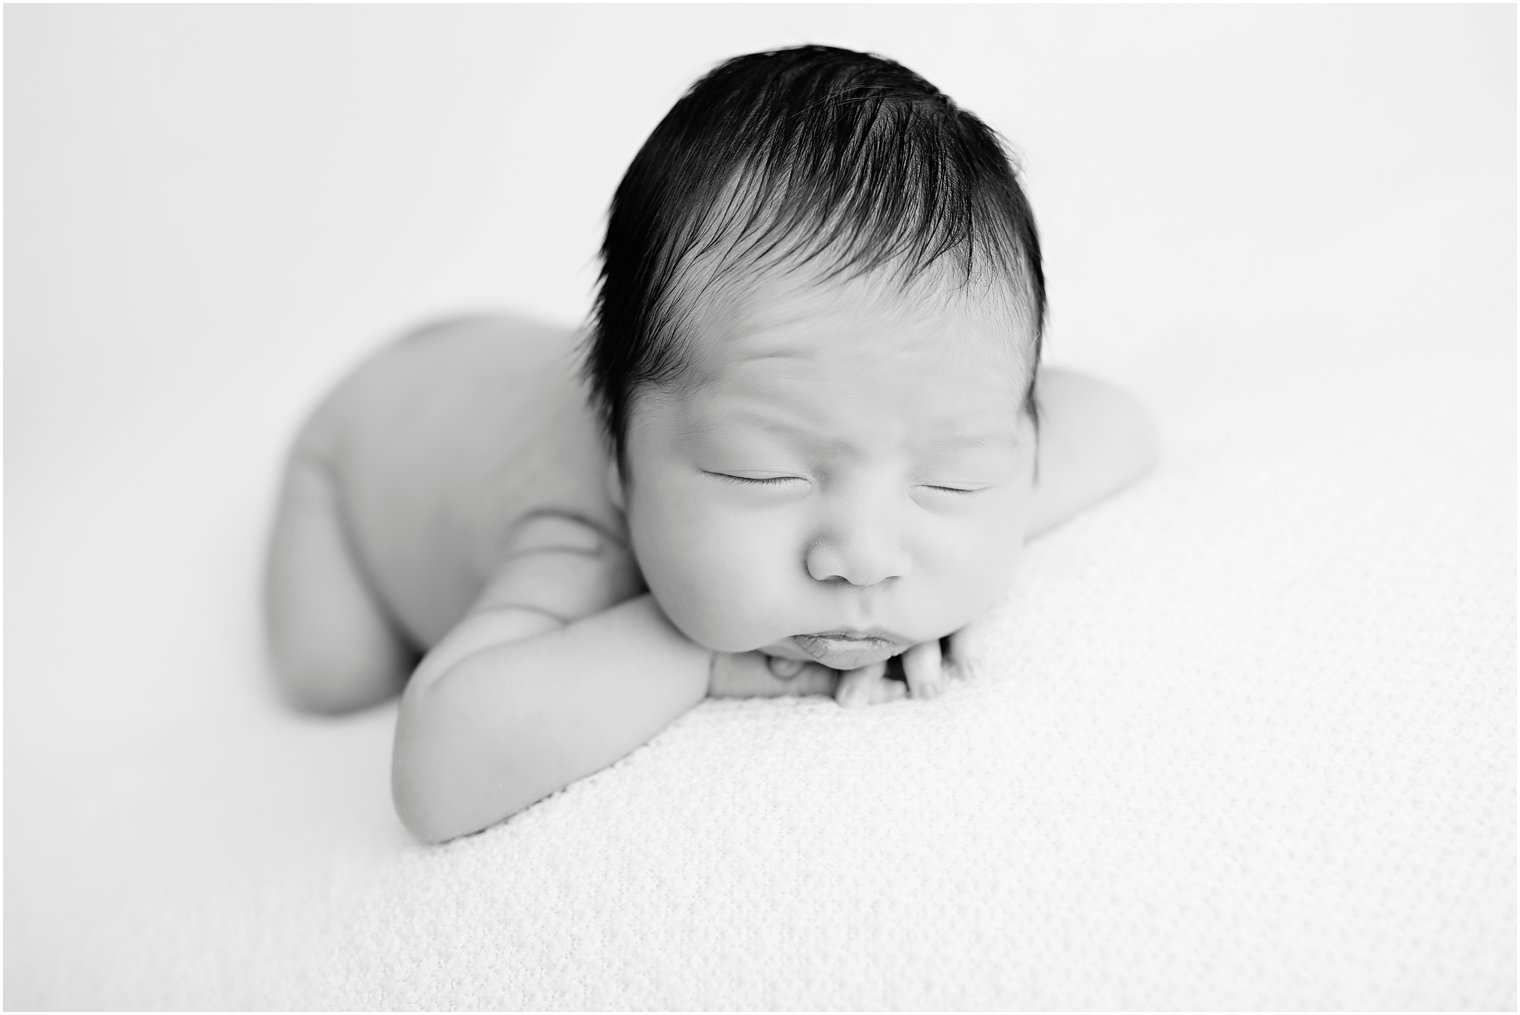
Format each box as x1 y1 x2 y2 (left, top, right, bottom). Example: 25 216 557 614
804 535 910 587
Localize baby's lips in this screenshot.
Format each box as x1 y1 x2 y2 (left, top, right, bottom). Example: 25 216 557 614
793 634 904 670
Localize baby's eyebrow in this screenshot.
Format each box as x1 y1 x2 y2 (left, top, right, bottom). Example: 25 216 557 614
926 428 1022 452
713 412 1021 454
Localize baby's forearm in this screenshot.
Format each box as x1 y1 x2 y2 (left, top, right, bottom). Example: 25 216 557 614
392 594 711 842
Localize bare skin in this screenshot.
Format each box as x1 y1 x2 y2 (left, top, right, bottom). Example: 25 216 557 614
272 314 623 654
263 310 1158 839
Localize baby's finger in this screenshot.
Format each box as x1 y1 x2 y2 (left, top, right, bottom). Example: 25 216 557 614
902 638 946 699
788 662 843 697
765 655 842 697
766 655 806 680
710 652 838 698
871 676 909 705
835 660 888 709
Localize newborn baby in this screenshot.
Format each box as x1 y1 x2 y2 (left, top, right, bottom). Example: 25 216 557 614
263 45 1157 842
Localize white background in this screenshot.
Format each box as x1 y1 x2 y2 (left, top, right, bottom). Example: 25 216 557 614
5 5 1514 1008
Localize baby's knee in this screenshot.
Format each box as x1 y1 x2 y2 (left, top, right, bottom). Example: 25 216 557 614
263 451 414 714
268 636 411 715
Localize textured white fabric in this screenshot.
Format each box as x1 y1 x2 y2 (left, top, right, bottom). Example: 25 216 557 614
6 7 1514 1010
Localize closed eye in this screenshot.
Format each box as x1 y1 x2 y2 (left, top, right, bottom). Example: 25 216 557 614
705 472 984 494
922 485 985 495
706 472 802 487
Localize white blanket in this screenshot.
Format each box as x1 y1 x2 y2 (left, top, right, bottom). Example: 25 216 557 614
6 6 1513 1009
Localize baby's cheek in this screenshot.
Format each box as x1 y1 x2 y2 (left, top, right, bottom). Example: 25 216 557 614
946 518 1026 611
636 514 784 651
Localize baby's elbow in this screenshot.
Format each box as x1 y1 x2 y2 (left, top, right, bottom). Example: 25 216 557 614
392 782 445 844
390 665 541 844
393 785 466 846
393 756 539 845
392 697 491 844
391 709 453 843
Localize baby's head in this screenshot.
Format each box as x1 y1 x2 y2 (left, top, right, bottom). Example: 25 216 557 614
581 44 1046 668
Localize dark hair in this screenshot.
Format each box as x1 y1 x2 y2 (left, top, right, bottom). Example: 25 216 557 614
581 44 1046 480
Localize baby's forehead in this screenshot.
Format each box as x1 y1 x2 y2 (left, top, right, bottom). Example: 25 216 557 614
643 269 1033 448
680 266 1034 382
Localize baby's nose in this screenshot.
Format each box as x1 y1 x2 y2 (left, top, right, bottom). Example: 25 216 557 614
804 525 911 587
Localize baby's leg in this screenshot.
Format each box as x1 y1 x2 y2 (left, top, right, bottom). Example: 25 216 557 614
263 416 416 713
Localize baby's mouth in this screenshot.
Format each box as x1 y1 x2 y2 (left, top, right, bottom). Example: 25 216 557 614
793 631 907 670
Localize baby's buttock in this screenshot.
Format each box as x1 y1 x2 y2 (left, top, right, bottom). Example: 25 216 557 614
318 313 623 649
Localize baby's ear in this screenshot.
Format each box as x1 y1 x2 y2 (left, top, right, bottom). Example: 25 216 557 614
605 460 626 511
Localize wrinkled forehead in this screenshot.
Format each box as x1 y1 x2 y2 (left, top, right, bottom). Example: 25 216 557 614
672 260 1036 393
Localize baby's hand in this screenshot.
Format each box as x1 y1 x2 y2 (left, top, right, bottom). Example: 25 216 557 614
834 634 959 709
709 633 962 707
709 651 841 699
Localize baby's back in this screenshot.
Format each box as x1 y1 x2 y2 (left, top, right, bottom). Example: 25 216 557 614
312 314 621 649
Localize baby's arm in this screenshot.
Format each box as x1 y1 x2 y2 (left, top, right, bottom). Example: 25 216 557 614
1026 368 1158 538
391 515 834 843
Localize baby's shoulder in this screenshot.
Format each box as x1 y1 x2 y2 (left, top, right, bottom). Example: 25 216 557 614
392 310 623 537
319 311 587 431
321 311 624 644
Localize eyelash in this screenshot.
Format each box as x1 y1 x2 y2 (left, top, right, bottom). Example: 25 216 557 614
711 473 797 487
709 473 981 495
